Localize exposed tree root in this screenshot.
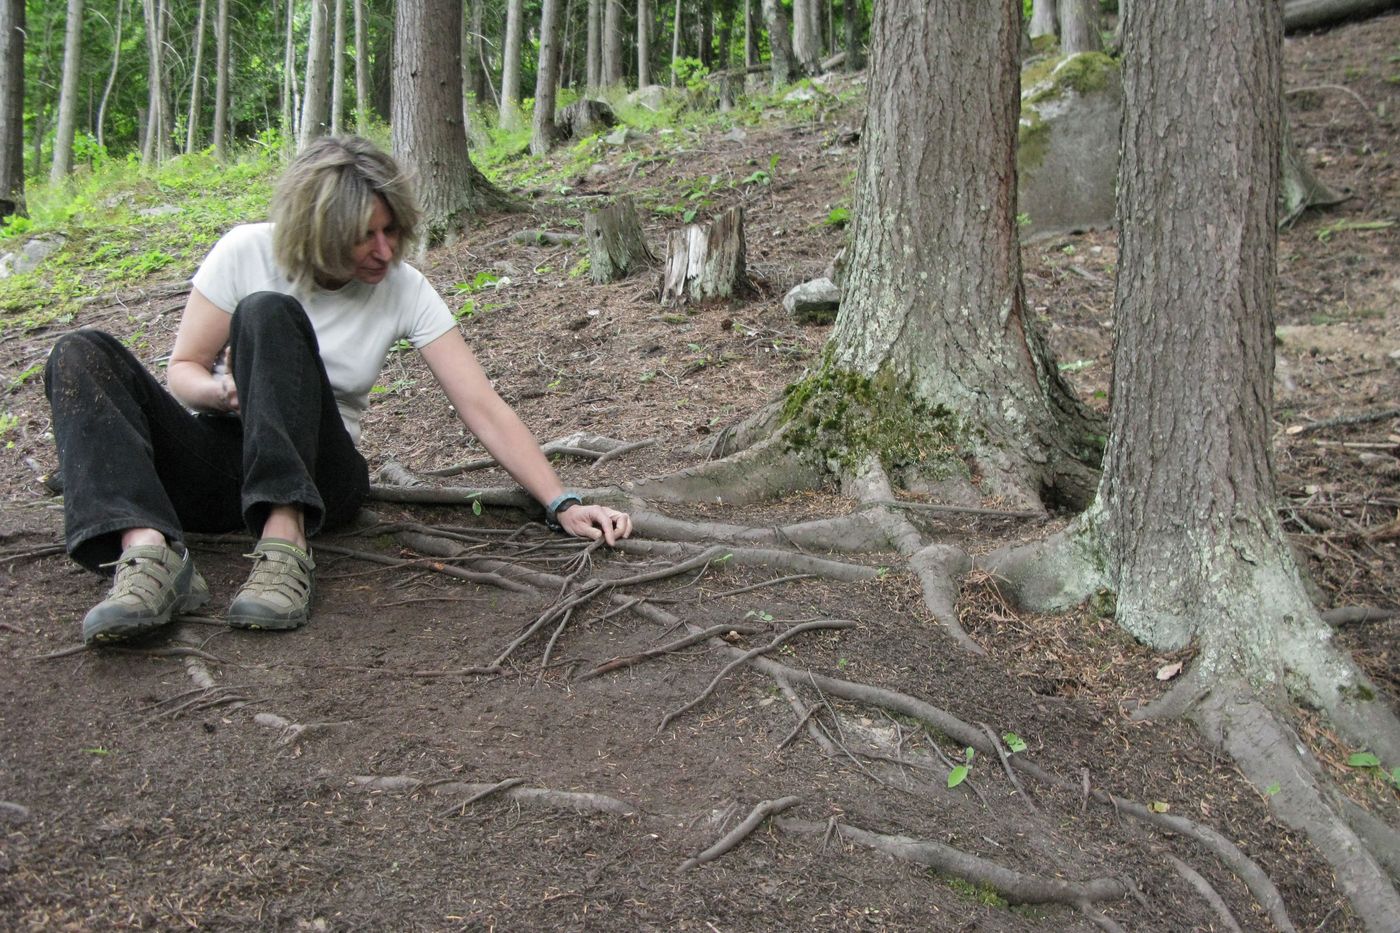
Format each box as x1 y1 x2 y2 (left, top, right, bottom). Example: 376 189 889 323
612 538 882 583
315 541 537 595
627 507 894 552
578 622 769 682
1322 606 1399 626
625 430 822 505
252 712 353 747
657 620 857 733
436 777 527 817
679 796 801 871
348 775 639 816
776 817 1131 909
416 433 655 478
1194 685 1400 928
1166 853 1244 933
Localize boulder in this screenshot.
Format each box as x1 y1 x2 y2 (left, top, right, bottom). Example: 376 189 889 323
0 234 67 279
625 85 668 112
783 277 840 325
604 126 647 147
1017 52 1121 239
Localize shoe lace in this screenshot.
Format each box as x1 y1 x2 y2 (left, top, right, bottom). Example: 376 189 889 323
241 549 311 601
97 553 173 604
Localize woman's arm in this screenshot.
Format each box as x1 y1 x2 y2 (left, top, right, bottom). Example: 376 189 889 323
419 328 631 545
168 288 238 413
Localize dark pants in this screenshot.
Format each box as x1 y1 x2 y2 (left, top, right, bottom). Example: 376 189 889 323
45 292 370 572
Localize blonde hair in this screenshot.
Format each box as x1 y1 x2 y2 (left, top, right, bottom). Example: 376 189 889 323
271 136 420 285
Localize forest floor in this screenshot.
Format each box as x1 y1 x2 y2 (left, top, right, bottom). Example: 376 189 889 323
1 16 1398 933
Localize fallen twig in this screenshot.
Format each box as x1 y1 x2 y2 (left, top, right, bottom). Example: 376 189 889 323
679 796 801 871
1289 406 1400 435
979 721 1038 813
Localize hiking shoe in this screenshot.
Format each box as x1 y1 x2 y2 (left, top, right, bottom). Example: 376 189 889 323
227 539 315 631
83 544 211 645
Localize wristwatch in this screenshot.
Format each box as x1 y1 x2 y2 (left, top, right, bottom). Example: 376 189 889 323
545 492 583 530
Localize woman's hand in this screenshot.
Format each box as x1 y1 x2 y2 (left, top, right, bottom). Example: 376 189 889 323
558 504 633 546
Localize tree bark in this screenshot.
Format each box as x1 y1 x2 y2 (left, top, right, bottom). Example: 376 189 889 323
587 0 602 90
394 0 511 241
842 0 861 70
670 0 682 84
744 0 756 68
831 0 1098 508
792 0 820 70
759 0 797 88
0 0 24 218
331 0 346 135
698 0 714 68
96 0 125 152
51 0 86 179
213 0 229 160
661 206 749 305
499 0 524 126
141 0 171 167
530 0 565 156
1029 0 1057 39
637 0 651 86
603 0 624 85
355 0 370 128
300 0 332 148
281 0 297 150
585 196 656 282
1058 0 1102 54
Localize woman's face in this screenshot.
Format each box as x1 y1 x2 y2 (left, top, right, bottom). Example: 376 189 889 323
350 196 400 285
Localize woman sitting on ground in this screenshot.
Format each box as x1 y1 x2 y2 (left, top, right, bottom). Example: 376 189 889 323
46 135 632 645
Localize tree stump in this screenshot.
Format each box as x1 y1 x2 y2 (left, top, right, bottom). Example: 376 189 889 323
555 99 617 141
584 197 657 284
660 206 750 306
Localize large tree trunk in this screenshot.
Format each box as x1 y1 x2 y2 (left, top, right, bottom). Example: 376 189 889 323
587 0 602 90
697 0 713 68
530 0 565 156
744 0 756 68
184 0 207 155
792 0 820 71
394 0 511 242
0 0 24 218
1058 0 1102 54
842 0 861 71
499 0 524 126
987 2 1400 924
759 0 796 88
1029 0 1057 39
636 0 651 86
603 0 624 85
51 0 85 180
213 0 228 160
829 0 1098 508
300 0 332 148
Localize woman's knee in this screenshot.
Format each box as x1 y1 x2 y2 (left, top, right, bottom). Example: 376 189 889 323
230 292 312 339
45 330 129 394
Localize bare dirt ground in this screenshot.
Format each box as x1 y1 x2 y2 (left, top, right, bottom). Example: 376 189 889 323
2 16 1397 932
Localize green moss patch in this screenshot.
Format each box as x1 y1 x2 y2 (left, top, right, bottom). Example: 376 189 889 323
780 357 965 476
1022 52 1118 105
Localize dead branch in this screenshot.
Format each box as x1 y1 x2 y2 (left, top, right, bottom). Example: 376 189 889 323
0 621 27 634
0 544 66 563
774 675 837 756
437 777 527 817
1166 854 1244 933
679 796 801 871
777 818 1131 906
657 620 857 733
422 434 650 478
1290 406 1400 435
577 622 768 681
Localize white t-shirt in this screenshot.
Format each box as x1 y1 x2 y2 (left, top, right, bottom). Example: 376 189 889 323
191 223 456 444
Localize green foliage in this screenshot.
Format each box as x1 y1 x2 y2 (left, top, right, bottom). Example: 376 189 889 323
947 747 975 788
824 206 850 228
1002 732 1028 754
945 876 1008 909
670 57 711 93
